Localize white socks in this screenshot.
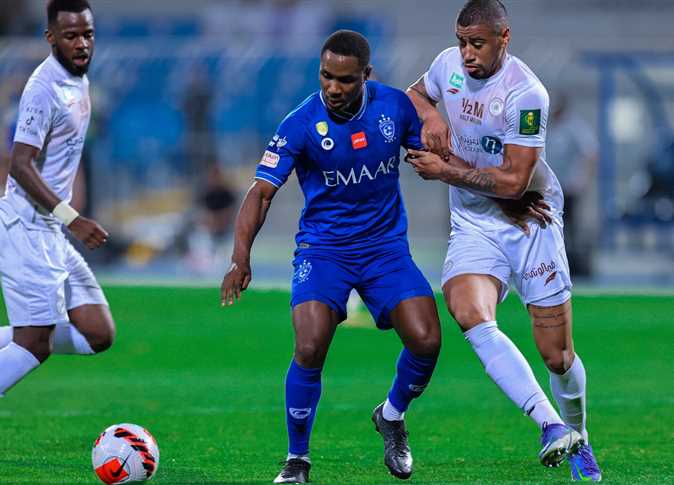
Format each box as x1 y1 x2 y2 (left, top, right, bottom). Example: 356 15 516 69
1 324 93 355
52 323 94 355
0 326 12 349
287 453 311 464
382 398 405 421
0 342 39 396
464 321 563 429
550 353 588 442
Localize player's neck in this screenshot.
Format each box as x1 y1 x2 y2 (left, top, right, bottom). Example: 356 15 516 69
484 51 508 79
328 84 367 121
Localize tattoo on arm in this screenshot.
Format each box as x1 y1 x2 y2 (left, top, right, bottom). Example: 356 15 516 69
460 169 497 194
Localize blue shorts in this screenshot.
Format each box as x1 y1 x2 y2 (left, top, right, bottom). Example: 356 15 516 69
290 242 433 330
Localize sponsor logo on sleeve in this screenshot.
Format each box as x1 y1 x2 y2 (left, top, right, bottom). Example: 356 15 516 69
259 150 280 168
351 131 368 150
519 109 541 135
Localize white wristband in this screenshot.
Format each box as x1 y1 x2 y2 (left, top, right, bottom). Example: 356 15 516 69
53 201 79 226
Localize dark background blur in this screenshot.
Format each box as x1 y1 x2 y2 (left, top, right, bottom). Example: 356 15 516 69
2 0 673 287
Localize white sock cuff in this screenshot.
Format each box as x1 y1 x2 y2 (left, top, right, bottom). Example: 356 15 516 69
0 342 40 397
7 342 40 368
551 353 585 381
287 453 311 464
52 323 95 355
464 320 498 347
0 326 13 349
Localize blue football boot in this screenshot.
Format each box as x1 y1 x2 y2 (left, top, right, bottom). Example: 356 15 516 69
569 443 602 481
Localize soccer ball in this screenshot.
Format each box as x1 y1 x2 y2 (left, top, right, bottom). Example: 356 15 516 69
92 423 160 484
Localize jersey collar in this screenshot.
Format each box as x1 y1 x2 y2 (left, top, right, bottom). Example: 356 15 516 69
47 54 86 85
320 82 369 121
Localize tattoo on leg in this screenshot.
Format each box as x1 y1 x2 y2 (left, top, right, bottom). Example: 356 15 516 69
533 320 567 329
530 305 570 329
530 312 567 320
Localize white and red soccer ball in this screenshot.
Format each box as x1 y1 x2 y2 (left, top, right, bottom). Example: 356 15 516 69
92 423 160 484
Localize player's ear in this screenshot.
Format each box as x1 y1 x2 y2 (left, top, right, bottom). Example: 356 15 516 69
364 65 373 80
500 27 511 47
45 27 55 47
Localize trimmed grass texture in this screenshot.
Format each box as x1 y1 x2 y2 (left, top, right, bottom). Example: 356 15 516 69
0 287 672 484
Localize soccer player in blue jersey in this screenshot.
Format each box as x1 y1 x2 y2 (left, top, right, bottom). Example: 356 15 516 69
220 30 441 483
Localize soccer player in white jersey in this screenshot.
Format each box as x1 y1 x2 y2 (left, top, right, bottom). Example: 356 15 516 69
0 0 114 397
405 0 601 481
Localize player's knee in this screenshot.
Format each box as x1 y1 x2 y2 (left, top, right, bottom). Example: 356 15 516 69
13 329 52 363
88 317 116 354
407 327 441 358
450 304 493 332
541 350 569 374
294 341 326 368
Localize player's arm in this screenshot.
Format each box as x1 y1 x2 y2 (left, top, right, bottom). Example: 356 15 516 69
10 142 108 248
406 76 452 161
220 180 278 306
407 143 538 199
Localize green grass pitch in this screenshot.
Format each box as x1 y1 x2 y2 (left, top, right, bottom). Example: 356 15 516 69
0 287 672 484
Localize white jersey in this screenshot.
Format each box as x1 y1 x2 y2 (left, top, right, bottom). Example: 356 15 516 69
423 47 563 233
4 54 91 231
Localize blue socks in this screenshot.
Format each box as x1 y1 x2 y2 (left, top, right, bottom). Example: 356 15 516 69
387 348 437 413
285 360 322 455
284 349 436 454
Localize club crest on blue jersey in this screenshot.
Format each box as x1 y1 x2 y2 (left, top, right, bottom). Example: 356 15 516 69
378 114 395 143
294 259 312 283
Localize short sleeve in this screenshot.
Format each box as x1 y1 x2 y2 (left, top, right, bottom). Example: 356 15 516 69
504 83 549 147
13 82 54 150
255 113 306 188
399 92 423 150
422 49 449 103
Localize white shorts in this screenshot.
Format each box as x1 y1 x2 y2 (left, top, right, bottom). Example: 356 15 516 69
441 221 572 306
0 206 107 327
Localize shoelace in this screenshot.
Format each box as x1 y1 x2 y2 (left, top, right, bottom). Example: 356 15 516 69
279 459 309 477
386 424 410 457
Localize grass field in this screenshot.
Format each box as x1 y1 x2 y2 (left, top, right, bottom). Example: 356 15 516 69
0 287 672 484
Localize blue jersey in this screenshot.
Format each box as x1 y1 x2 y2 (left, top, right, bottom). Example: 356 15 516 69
255 81 423 249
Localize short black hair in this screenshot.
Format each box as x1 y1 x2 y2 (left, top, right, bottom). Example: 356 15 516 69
457 0 509 33
47 0 92 25
321 30 371 68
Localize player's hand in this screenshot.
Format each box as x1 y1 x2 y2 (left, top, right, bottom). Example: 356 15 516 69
406 148 449 180
68 216 109 250
421 113 452 161
220 260 252 306
493 191 552 235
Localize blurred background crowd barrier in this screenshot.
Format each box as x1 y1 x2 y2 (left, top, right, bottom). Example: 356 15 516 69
1 0 673 287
